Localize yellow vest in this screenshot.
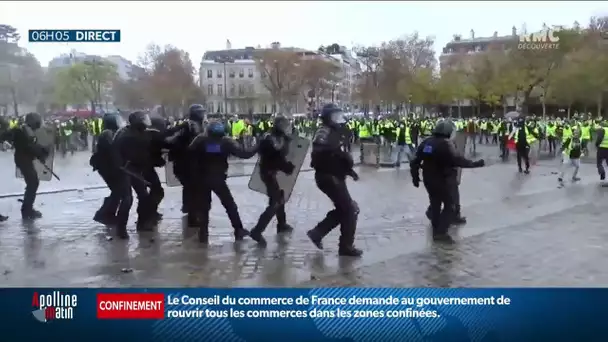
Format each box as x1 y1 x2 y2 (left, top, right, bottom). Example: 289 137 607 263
358 124 370 138
600 128 608 148
514 127 536 144
394 127 412 144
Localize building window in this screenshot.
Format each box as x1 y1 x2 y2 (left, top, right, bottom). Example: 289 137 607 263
248 84 255 94
248 68 254 78
207 69 212 78
230 102 236 113
238 84 245 96
239 68 244 78
207 84 213 96
218 102 224 113
229 69 235 78
217 84 223 96
216 69 222 78
208 102 214 113
230 84 236 96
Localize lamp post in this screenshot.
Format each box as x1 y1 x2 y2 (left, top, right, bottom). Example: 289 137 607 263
216 56 234 117
273 59 279 114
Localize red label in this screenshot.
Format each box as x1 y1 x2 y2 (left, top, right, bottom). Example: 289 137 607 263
45 307 55 320
32 292 39 307
97 293 164 319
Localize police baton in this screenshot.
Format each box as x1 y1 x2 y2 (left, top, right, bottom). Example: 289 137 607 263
35 153 60 181
121 162 151 186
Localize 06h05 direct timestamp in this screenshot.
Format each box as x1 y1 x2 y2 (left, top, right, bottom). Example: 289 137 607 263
28 30 72 42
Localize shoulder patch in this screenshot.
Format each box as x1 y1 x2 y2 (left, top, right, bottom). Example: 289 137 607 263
422 144 433 154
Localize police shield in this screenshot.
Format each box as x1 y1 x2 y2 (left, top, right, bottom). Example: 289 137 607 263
452 131 467 185
248 136 311 203
529 140 540 165
164 159 182 187
16 126 55 182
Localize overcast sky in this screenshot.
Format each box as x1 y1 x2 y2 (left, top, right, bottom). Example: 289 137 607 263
0 1 605 67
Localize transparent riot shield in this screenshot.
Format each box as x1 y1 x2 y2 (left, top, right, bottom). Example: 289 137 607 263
15 126 56 182
529 140 540 165
452 131 467 185
248 136 311 203
164 159 182 187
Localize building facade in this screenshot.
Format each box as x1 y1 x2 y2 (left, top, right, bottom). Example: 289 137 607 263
199 43 356 115
439 28 520 109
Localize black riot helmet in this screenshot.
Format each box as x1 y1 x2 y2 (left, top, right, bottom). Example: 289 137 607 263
102 114 126 131
128 111 151 130
272 115 291 135
320 103 345 127
432 119 455 138
25 112 42 130
188 104 206 122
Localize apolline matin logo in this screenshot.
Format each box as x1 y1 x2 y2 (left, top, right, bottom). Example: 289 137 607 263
32 291 78 323
28 29 121 43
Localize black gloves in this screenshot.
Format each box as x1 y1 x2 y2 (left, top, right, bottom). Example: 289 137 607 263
472 159 485 168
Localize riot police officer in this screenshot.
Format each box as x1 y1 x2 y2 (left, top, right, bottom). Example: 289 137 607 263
112 111 153 238
166 104 205 226
12 113 49 220
307 103 362 257
90 114 125 226
410 120 485 243
188 121 257 243
250 115 296 246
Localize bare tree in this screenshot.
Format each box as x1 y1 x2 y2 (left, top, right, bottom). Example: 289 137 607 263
254 49 304 113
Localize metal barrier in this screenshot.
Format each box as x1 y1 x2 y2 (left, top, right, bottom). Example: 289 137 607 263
359 142 397 167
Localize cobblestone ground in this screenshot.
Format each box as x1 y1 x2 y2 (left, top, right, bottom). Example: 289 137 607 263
0 149 603 287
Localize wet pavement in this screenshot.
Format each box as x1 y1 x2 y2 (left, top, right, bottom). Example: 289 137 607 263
0 148 362 197
1 150 605 287
0 143 499 197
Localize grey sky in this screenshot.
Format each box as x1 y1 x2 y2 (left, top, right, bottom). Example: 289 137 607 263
0 1 605 67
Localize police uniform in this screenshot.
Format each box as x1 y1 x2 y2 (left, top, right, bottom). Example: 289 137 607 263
410 120 485 243
90 114 125 226
250 116 296 246
307 104 362 257
187 121 257 243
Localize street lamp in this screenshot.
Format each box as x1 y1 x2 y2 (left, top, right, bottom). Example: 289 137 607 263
273 59 279 114
215 56 234 117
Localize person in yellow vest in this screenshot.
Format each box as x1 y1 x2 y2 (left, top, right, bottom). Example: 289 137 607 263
558 127 583 186
91 116 103 150
511 117 538 174
392 121 413 167
545 121 557 155
594 121 608 184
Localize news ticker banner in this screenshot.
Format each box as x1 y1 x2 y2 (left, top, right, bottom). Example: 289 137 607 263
28 29 121 42
3 288 607 341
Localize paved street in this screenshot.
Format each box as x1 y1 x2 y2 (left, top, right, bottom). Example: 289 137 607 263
0 146 605 287
0 142 496 197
